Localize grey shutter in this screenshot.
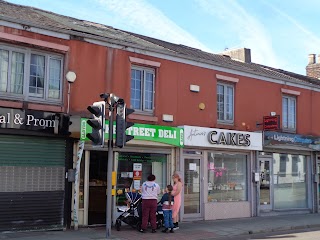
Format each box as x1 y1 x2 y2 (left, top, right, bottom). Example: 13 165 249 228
0 135 66 231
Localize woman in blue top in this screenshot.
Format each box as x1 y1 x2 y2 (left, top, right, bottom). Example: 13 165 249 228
160 185 175 233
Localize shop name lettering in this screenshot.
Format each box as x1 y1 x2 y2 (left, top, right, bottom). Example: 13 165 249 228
208 131 251 146
269 134 312 144
127 126 177 139
0 113 55 127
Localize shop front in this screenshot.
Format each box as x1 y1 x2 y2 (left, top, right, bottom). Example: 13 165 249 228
259 131 319 215
181 126 263 221
0 107 72 232
76 120 183 226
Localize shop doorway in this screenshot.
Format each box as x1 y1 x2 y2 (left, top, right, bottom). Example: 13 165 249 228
259 157 272 211
183 157 202 219
88 151 108 225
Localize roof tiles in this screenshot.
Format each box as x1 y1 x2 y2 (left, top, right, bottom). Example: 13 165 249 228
0 0 319 87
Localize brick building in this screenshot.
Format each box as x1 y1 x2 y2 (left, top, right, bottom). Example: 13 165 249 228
1 0 320 231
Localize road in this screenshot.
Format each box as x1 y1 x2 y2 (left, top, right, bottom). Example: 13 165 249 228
214 228 320 240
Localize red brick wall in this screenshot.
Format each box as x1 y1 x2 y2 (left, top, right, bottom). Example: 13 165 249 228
2 26 320 136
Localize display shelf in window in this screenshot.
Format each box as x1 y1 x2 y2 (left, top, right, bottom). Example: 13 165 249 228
207 152 248 202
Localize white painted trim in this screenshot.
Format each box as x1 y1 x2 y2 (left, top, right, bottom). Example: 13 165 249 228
216 74 239 83
0 32 69 52
129 56 161 67
0 20 70 40
281 88 301 96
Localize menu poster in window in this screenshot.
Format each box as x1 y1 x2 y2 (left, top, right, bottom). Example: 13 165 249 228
133 170 142 180
134 180 141 190
121 172 133 178
189 163 197 171
133 163 142 171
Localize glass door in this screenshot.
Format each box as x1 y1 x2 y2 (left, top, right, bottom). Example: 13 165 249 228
183 158 202 218
259 158 272 211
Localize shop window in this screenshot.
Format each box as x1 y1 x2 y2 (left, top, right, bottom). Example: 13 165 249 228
273 153 307 209
282 96 296 131
279 155 287 177
0 45 63 102
217 82 234 124
115 152 167 207
207 152 247 202
292 156 299 177
130 66 155 113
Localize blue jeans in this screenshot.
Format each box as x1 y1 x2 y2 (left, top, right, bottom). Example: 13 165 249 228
163 210 174 228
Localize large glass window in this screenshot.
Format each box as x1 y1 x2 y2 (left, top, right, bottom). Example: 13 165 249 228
273 153 307 209
217 82 234 123
29 54 45 97
282 96 296 131
116 152 167 206
0 49 9 92
0 45 63 102
130 66 155 112
207 152 247 202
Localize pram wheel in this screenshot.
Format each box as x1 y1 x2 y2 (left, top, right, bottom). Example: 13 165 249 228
136 221 141 231
157 219 163 229
115 219 121 231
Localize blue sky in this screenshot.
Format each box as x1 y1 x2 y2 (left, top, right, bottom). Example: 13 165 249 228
6 0 320 75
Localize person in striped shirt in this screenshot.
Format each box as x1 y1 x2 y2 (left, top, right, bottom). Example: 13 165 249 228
160 185 175 233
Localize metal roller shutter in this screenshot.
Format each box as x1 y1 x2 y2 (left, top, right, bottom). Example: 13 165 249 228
0 135 66 231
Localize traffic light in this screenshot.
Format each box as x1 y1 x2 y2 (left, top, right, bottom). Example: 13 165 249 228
58 114 72 135
86 101 106 147
115 100 134 148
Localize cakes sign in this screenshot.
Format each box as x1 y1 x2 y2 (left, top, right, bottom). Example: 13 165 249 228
183 125 262 150
207 131 251 147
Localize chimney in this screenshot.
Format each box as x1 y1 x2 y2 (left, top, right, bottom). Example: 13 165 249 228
220 48 251 63
308 54 316 64
306 53 320 79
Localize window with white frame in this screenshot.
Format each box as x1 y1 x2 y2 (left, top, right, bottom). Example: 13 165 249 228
0 45 63 102
282 95 296 130
217 82 234 123
130 66 155 112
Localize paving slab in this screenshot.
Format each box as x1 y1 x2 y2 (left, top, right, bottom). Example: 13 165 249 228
1 213 320 240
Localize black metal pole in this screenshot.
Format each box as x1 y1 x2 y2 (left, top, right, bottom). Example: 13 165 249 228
106 104 114 238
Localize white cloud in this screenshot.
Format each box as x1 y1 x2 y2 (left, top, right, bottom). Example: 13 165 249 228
96 0 211 52
195 0 283 68
262 1 320 53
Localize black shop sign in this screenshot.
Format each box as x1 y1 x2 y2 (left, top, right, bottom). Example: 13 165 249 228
0 107 69 135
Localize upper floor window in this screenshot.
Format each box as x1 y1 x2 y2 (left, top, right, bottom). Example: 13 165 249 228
130 66 155 113
282 95 296 131
0 45 63 102
217 82 234 123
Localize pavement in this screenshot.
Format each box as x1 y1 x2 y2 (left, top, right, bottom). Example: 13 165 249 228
1 213 320 240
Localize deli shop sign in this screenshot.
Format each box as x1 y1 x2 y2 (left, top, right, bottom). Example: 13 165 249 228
183 125 263 150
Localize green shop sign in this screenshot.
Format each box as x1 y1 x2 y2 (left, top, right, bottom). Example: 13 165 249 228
80 118 184 147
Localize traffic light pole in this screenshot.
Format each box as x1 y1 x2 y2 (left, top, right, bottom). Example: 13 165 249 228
106 104 114 239
87 93 133 238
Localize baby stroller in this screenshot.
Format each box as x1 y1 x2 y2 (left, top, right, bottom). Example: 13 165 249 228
115 191 142 231
115 191 164 231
